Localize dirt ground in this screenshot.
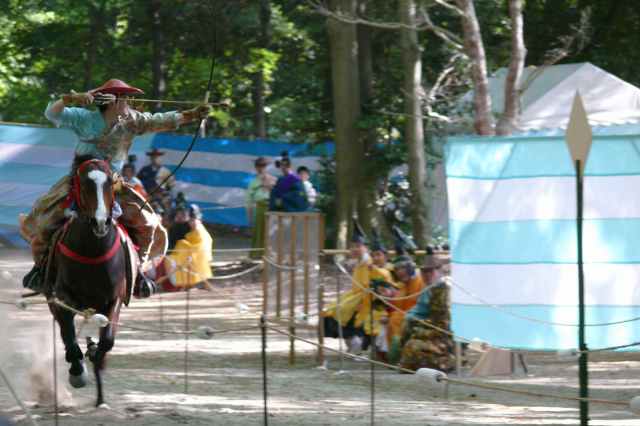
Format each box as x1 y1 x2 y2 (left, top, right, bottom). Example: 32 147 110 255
1 249 640 426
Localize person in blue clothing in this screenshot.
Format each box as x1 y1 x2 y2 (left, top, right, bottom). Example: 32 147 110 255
269 152 309 212
137 148 173 195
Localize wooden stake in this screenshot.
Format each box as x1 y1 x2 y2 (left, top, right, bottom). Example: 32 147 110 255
276 215 283 317
317 283 325 365
303 215 310 316
289 217 297 366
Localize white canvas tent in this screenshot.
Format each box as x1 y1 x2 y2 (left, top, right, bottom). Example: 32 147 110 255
461 62 640 131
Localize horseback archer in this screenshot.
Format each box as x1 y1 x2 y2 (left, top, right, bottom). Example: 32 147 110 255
20 78 211 297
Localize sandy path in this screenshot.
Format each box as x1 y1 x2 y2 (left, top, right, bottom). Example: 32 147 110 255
1 249 640 425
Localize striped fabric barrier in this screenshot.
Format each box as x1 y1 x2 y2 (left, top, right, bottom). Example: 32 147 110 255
0 122 332 247
445 128 640 350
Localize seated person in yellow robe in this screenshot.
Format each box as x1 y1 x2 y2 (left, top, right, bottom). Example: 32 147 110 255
165 204 213 289
322 219 392 354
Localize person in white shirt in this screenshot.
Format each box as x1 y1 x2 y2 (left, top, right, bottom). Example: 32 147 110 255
296 166 317 207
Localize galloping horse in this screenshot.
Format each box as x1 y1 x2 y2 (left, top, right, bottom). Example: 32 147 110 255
47 155 136 407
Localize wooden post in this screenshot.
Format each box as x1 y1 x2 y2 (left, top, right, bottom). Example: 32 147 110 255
262 213 270 314
317 283 325 365
276 215 283 317
289 216 297 366
318 214 326 252
303 214 310 316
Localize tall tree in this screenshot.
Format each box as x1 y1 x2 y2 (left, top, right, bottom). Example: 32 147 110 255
455 0 494 135
149 0 167 112
83 0 107 89
252 0 271 138
399 0 430 247
356 0 378 236
496 0 526 135
327 0 363 248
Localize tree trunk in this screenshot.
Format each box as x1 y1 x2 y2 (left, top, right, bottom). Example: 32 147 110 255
252 0 271 138
356 0 378 237
150 0 167 112
456 0 494 136
327 0 362 249
83 1 106 89
496 0 526 136
399 0 430 248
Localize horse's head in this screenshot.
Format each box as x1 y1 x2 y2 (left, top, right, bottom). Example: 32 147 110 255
72 157 115 238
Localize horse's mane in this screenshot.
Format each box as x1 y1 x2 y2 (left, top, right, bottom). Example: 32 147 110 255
70 154 108 176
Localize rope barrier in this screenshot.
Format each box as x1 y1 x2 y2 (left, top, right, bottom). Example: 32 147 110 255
265 322 630 409
262 256 304 272
165 247 264 254
18 297 260 337
333 260 442 302
210 263 262 280
0 366 38 426
333 260 484 349
448 277 640 328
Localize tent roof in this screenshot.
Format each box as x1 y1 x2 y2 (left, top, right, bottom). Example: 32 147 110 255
468 62 640 131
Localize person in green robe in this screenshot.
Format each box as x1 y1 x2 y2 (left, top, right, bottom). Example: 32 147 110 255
246 157 276 259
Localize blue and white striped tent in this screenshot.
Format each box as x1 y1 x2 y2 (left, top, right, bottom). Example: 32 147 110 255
447 64 640 350
0 123 332 247
446 126 640 350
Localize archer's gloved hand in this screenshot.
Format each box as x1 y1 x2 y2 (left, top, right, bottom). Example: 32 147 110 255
62 91 94 106
182 104 212 122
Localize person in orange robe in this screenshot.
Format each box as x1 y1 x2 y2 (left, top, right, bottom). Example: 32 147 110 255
386 226 424 363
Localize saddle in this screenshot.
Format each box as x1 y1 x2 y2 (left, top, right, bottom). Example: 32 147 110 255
43 218 138 306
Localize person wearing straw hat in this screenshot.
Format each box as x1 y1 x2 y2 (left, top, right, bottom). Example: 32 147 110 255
398 247 455 372
246 157 276 258
386 226 425 364
20 78 211 296
322 219 393 354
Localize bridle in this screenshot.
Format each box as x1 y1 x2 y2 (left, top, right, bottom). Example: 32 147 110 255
69 158 115 214
58 158 122 265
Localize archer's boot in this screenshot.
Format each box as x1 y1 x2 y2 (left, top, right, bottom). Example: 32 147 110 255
133 267 157 298
23 264 44 293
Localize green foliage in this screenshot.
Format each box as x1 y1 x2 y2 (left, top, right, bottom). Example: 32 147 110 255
0 0 635 243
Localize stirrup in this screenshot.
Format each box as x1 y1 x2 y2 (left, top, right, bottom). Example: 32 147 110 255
133 269 157 298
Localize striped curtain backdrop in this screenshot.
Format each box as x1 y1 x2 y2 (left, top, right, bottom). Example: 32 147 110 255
446 131 640 350
0 123 332 246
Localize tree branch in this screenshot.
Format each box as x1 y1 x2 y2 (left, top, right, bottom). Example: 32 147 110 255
519 7 592 96
308 0 463 50
496 0 526 136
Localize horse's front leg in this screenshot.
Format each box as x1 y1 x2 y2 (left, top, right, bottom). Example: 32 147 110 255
89 300 120 407
51 306 87 388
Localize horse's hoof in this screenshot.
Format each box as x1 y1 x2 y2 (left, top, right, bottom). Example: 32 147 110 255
97 403 110 410
69 365 88 388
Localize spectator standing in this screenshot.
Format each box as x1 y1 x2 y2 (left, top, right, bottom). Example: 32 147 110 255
246 157 276 257
137 148 173 194
269 152 309 212
297 166 317 207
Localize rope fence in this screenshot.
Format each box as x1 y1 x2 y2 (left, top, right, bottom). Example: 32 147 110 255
265 322 631 409
447 276 640 328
